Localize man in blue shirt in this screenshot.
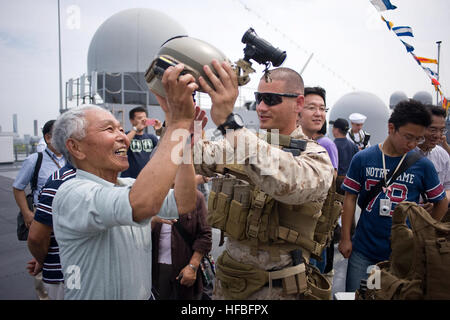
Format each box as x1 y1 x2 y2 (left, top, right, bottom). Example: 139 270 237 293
120 106 159 178
13 120 66 229
330 118 359 193
12 119 66 299
339 100 448 292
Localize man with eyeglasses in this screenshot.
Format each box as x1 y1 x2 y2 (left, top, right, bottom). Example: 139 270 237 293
339 99 448 293
415 105 450 215
297 86 338 277
193 62 334 299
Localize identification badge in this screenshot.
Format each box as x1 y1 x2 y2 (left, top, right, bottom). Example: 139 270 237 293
379 199 392 217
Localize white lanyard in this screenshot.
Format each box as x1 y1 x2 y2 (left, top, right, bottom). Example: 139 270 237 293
381 144 407 189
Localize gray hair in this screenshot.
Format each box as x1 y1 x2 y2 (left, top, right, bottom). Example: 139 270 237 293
52 105 107 166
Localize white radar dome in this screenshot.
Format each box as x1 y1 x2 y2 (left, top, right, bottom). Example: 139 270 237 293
87 8 187 105
329 91 390 146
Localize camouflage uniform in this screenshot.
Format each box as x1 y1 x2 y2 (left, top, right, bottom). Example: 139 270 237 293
194 127 334 300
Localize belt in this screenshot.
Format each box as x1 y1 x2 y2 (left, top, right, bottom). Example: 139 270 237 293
264 279 283 287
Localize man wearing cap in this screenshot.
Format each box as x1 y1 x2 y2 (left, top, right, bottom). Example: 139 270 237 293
331 118 359 193
347 112 371 150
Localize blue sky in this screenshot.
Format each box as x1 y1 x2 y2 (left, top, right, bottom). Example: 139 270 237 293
1 0 449 136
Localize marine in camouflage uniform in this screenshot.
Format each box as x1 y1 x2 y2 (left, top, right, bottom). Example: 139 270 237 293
194 61 334 300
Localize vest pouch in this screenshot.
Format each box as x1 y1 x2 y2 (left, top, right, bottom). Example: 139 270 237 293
424 238 450 299
313 192 343 249
278 201 322 258
226 200 248 240
312 178 343 257
207 175 223 226
225 182 251 240
216 251 268 300
207 174 236 230
389 221 414 278
246 190 275 244
207 190 218 225
210 192 231 230
257 203 277 243
303 265 331 300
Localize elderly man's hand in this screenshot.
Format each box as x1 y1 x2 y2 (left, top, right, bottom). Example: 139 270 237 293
159 63 198 128
177 265 197 287
199 60 239 126
26 258 42 276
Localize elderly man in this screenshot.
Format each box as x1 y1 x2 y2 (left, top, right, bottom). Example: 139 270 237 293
192 62 334 300
347 112 371 150
51 64 199 299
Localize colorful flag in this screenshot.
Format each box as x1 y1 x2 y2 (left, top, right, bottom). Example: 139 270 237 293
432 78 440 87
443 97 450 111
370 0 397 11
412 54 422 65
416 56 438 64
392 26 414 37
400 40 414 52
381 16 394 30
422 66 438 78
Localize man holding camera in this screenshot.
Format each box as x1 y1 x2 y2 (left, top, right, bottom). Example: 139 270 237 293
339 100 448 293
190 61 334 299
120 106 159 179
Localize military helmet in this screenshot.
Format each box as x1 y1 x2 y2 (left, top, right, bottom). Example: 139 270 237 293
145 35 230 97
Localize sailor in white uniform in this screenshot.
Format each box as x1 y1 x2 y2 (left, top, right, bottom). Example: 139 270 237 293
346 112 371 150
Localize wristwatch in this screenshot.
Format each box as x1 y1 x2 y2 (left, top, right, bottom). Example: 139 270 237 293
132 126 137 132
188 264 198 272
216 113 244 135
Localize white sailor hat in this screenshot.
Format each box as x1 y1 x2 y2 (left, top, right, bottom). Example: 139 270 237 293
348 113 367 124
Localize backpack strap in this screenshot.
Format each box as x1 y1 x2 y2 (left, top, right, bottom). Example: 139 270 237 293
361 151 423 211
30 152 43 192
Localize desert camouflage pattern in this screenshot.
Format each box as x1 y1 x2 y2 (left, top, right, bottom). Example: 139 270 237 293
194 126 334 299
194 127 334 204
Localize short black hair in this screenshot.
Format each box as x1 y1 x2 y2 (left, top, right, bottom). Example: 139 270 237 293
304 86 326 106
426 104 447 119
129 106 147 120
42 120 56 136
389 99 431 129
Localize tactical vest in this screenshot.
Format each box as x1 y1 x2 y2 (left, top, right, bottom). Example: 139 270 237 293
357 202 450 300
206 132 341 299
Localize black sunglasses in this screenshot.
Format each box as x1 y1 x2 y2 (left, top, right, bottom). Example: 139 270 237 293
254 92 300 106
